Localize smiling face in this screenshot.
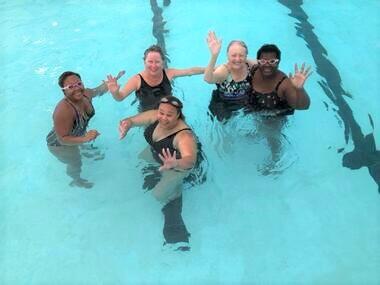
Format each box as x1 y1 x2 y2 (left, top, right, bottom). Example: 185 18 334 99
144 51 164 76
227 42 248 70
258 52 279 78
61 75 85 101
157 103 180 129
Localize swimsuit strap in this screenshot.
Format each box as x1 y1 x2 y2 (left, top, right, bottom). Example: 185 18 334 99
158 127 192 142
168 128 192 137
275 76 287 91
64 99 81 122
138 70 168 87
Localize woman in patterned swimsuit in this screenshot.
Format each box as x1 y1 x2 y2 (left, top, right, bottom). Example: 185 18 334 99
249 44 311 171
118 96 203 251
47 70 124 188
204 31 257 122
106 45 205 112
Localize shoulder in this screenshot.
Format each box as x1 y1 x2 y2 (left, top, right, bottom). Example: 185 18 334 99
53 100 75 120
176 125 195 142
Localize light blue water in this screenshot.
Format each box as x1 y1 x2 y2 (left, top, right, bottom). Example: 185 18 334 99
1 1 379 284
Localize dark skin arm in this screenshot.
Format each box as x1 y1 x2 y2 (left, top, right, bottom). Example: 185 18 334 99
281 63 312 109
87 70 125 98
53 101 99 145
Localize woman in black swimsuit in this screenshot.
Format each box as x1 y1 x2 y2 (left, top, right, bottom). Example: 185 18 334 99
119 96 201 251
47 70 124 188
106 45 205 112
250 44 312 172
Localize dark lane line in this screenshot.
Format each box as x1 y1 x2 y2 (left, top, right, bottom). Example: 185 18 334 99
278 0 379 192
149 0 171 67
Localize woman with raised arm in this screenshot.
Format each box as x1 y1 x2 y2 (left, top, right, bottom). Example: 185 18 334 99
249 44 312 173
204 31 256 121
119 96 203 251
107 45 204 112
47 70 124 188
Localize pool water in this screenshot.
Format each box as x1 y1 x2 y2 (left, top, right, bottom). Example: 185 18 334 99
1 1 379 284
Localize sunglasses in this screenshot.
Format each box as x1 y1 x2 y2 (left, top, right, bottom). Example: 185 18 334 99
61 81 83 91
160 97 183 109
257 59 279 65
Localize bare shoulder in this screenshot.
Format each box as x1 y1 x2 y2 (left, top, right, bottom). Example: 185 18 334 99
176 128 196 144
53 100 75 120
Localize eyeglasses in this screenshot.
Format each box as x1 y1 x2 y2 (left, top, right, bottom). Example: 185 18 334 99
61 81 83 90
160 97 183 109
257 59 279 65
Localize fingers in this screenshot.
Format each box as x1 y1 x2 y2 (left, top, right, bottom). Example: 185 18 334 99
300 62 305 73
294 63 299 74
116 70 126 80
118 120 129 139
86 130 100 141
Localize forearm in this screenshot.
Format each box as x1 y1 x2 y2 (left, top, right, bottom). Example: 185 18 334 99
188 67 205 75
296 88 310 109
89 83 108 97
111 88 126 101
58 135 89 146
121 110 155 127
173 156 195 170
204 54 219 83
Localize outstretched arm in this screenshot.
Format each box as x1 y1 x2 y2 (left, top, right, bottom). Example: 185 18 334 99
106 73 140 102
166 67 205 80
119 110 157 139
87 70 125 98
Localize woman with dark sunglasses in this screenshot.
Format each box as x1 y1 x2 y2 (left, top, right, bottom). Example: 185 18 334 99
118 96 203 251
46 70 125 188
106 45 204 112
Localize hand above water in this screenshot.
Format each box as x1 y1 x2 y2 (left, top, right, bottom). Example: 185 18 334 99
206 31 222 57
106 74 121 94
289 63 312 89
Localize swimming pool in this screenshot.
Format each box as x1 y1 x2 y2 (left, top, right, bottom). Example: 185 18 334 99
1 1 379 284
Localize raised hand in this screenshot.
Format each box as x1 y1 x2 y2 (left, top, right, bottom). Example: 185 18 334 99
206 31 222 56
105 74 120 94
158 148 178 171
289 63 312 89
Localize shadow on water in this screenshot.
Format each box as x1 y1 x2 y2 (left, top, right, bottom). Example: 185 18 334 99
279 0 380 192
150 0 171 67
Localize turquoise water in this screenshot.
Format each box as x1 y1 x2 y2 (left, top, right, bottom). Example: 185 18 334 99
1 1 379 284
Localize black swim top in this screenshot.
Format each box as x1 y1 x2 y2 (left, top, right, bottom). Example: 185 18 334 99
250 68 294 116
216 63 252 101
144 120 192 163
46 95 95 146
136 69 172 112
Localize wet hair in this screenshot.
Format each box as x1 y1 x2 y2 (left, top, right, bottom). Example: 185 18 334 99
227 40 249 55
58 71 81 88
143 45 165 61
159 95 185 120
256 44 281 60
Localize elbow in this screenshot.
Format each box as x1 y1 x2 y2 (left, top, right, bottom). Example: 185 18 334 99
112 93 124 102
203 75 213 84
296 100 310 110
